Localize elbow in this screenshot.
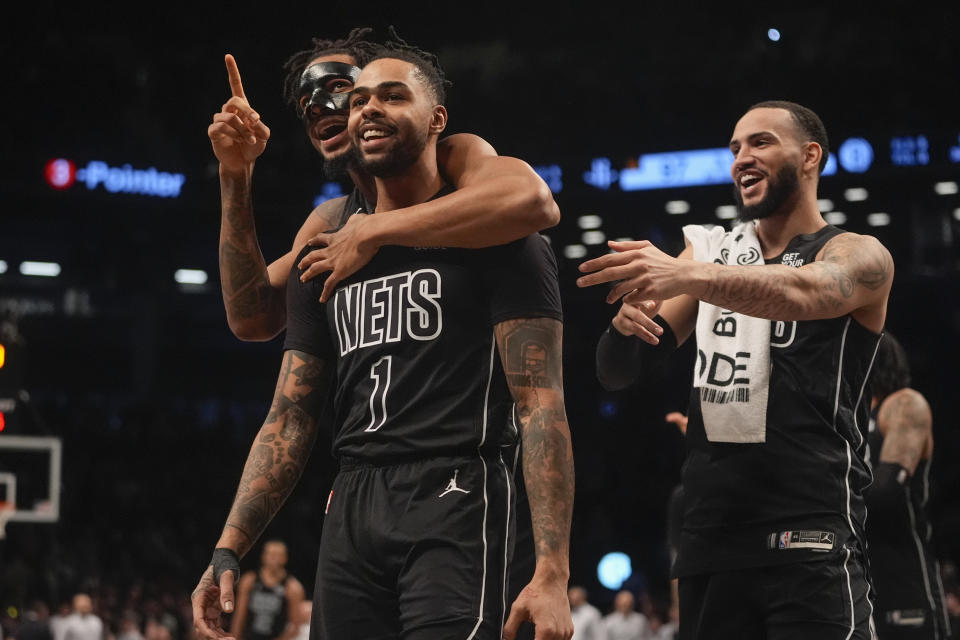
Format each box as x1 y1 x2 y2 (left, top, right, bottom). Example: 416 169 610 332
597 374 632 393
596 363 634 392
227 316 284 342
519 178 560 232
534 181 561 229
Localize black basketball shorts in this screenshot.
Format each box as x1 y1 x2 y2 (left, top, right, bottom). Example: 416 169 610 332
311 453 516 640
678 547 875 640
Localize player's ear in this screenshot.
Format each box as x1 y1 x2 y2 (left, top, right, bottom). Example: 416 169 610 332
430 105 447 135
802 141 822 176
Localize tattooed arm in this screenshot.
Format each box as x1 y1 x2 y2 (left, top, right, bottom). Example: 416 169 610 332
218 171 345 341
496 317 574 640
209 54 349 341
578 232 893 332
877 387 932 475
192 349 333 639
691 232 893 329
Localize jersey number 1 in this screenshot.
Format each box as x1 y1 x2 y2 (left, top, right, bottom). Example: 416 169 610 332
365 356 392 432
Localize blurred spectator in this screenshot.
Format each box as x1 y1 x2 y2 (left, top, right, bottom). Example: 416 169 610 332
602 590 649 640
48 602 71 640
114 613 143 640
61 595 102 640
569 586 602 640
290 601 311 640
12 602 53 640
142 618 171 640
645 602 675 640
231 541 304 640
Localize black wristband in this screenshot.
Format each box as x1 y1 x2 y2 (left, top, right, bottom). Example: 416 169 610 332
210 548 240 584
596 315 677 390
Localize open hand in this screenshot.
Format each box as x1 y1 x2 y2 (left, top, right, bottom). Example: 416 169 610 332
577 240 690 303
298 213 379 302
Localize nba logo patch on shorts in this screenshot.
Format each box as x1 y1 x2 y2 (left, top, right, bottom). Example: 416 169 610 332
779 531 791 549
767 529 836 551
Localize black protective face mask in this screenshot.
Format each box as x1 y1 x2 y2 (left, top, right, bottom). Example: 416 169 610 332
296 61 360 118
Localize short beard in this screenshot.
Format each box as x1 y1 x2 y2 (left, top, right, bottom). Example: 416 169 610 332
360 130 429 178
733 164 799 221
322 150 353 180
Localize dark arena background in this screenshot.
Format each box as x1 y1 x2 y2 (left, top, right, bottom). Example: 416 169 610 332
2 4 959 637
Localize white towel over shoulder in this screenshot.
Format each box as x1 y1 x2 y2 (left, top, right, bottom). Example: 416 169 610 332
682 222 770 443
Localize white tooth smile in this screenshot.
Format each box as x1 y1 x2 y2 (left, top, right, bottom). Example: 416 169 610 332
740 174 761 187
362 129 389 141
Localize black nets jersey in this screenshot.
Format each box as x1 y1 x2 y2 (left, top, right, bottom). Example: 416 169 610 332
675 225 883 576
335 186 373 226
284 187 562 461
246 574 289 640
866 417 951 636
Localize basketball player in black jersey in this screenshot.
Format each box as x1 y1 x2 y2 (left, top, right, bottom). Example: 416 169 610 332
202 28 545 639
865 332 951 639
208 28 559 342
579 101 894 639
194 44 574 640
231 540 304 640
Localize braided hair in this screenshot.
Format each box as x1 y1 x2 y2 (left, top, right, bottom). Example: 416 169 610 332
281 27 379 110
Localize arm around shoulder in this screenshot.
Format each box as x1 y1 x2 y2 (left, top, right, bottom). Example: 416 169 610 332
430 133 560 240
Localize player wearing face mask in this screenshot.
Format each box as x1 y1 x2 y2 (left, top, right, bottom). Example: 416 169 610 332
208 28 561 342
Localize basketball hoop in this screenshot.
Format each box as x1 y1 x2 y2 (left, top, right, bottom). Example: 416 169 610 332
0 500 14 540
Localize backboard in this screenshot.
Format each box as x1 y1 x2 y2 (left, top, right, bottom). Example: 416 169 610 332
0 435 62 538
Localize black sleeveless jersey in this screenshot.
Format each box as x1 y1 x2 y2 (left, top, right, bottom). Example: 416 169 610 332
336 186 372 226
865 417 951 637
284 186 563 461
674 225 883 576
246 574 289 640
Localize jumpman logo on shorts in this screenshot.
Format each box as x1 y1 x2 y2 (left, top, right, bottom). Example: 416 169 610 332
439 469 471 497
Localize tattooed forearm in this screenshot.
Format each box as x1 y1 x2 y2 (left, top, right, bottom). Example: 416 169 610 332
220 350 332 556
218 173 284 327
696 232 892 321
495 318 574 571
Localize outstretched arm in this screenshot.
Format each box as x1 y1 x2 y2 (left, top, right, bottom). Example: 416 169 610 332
496 317 574 640
192 349 333 640
298 134 561 301
578 232 893 330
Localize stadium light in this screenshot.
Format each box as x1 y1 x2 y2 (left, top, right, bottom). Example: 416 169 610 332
20 262 61 277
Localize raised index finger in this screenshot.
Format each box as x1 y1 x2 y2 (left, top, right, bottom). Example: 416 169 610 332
224 54 246 99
